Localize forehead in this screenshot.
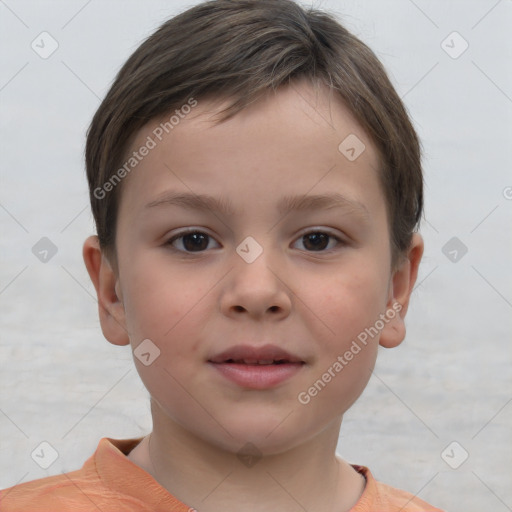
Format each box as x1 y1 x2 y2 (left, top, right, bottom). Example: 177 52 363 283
116 79 383 222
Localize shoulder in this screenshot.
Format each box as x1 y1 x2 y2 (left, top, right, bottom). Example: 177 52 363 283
351 465 445 512
0 469 148 512
0 437 153 512
372 480 445 511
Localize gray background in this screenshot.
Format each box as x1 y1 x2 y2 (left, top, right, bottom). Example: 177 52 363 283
1 1 511 510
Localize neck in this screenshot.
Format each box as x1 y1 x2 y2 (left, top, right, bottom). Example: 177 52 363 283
131 402 365 512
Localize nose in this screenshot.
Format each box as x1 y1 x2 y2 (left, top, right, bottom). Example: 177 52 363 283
220 247 292 321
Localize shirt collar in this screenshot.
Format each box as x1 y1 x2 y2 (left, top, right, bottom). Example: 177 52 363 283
91 437 376 510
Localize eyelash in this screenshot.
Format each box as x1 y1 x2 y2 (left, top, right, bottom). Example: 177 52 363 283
165 228 346 254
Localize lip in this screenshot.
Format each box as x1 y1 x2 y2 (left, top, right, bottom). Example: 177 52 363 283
208 344 305 389
209 362 304 389
209 344 304 364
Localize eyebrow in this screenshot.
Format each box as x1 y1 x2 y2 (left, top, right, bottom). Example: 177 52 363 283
145 191 369 218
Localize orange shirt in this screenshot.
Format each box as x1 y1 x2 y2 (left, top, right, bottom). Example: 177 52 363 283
0 437 444 511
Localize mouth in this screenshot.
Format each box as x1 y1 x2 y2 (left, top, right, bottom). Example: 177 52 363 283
208 344 305 389
208 344 305 365
215 358 303 365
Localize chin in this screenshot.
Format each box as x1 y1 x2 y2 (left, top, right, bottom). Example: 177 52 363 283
199 410 315 456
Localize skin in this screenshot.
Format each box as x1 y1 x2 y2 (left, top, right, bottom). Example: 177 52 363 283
83 78 423 512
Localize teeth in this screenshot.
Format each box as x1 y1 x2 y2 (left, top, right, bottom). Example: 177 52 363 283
217 358 300 365
228 359 283 365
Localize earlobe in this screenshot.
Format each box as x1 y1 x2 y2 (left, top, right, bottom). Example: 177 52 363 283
82 236 130 346
379 233 424 349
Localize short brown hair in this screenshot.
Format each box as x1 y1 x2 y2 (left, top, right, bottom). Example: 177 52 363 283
85 0 422 268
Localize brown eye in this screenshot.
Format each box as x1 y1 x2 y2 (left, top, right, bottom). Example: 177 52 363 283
293 231 343 252
167 230 219 252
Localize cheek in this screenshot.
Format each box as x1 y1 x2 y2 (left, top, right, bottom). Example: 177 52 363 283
300 347 378 420
312 264 389 346
122 271 210 416
120 251 188 334
120 255 214 364
297 273 383 416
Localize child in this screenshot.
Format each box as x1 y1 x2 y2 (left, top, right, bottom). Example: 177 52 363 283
1 0 444 510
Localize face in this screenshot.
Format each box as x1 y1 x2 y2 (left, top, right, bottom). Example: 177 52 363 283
105 80 403 454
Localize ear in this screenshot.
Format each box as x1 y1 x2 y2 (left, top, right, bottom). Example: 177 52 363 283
82 235 130 346
379 233 424 349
